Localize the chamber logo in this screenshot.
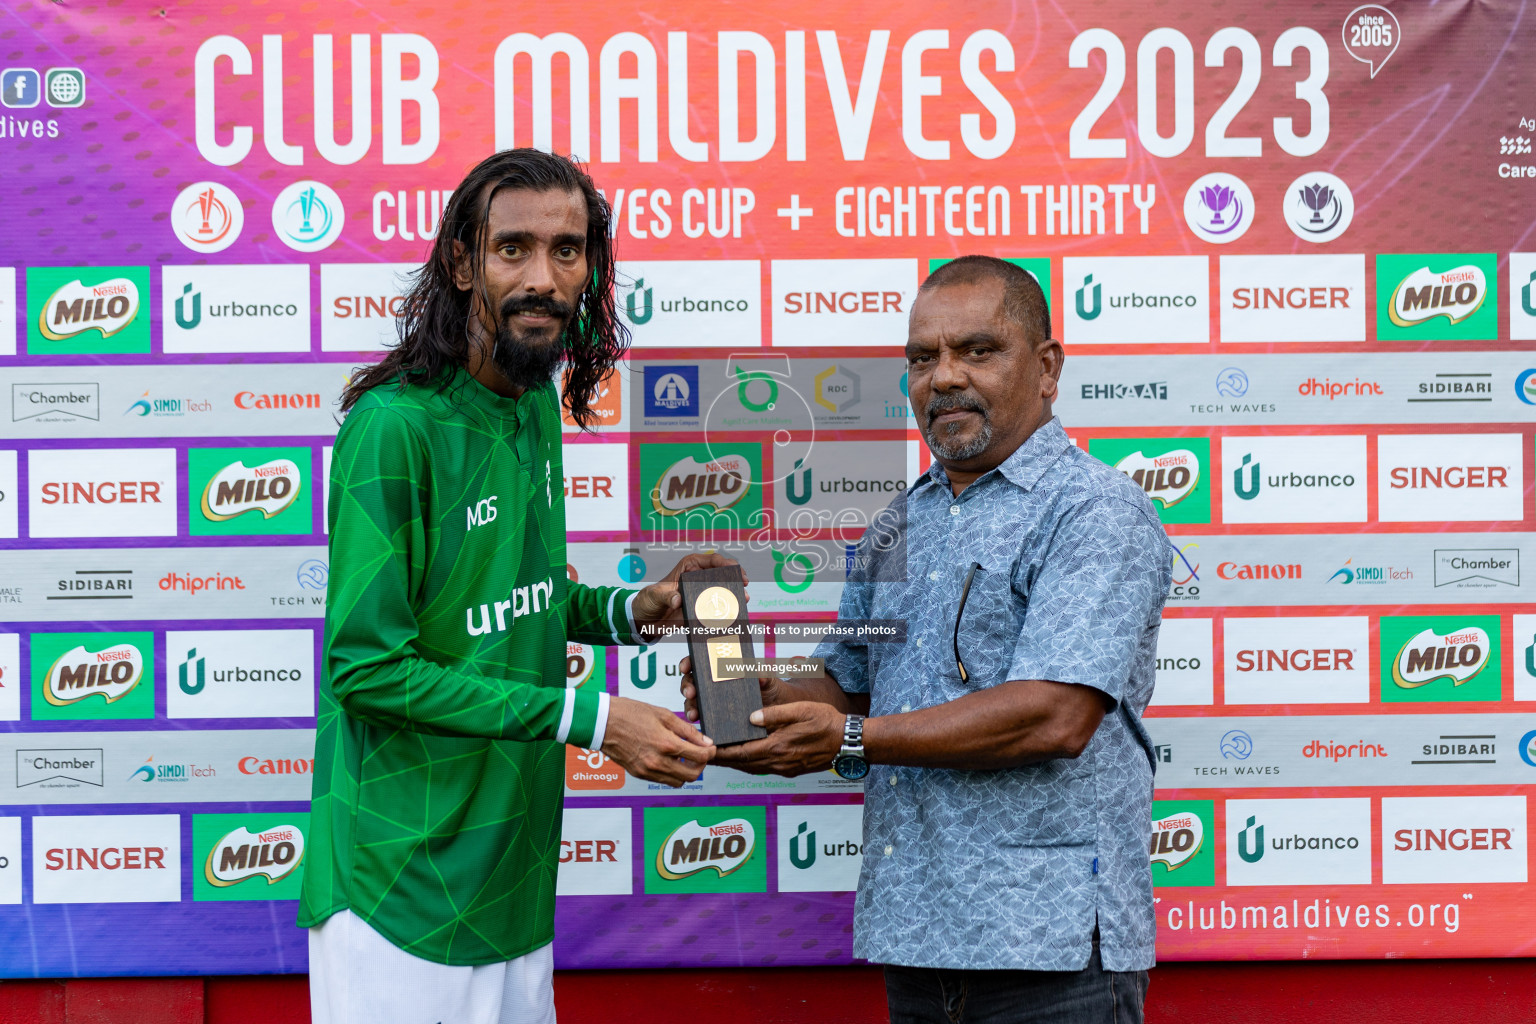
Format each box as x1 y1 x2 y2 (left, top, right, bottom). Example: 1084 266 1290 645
1393 626 1491 689
200 459 301 521
38 277 140 340
45 642 144 706
655 818 755 880
203 824 305 887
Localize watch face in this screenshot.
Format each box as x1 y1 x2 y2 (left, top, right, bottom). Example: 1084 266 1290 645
833 754 870 781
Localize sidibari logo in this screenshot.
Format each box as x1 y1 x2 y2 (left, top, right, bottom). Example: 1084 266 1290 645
655 818 755 880
1150 812 1204 871
45 642 144 706
204 824 305 887
624 278 654 324
1114 449 1200 508
1393 627 1491 689
650 454 751 516
200 459 301 521
39 278 140 340
1389 265 1487 327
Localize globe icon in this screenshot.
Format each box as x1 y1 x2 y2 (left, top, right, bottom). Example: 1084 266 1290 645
48 73 81 105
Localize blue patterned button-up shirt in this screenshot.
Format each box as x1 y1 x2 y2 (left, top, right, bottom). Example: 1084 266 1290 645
814 417 1170 972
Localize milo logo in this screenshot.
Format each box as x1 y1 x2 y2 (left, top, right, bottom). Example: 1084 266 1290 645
655 817 755 880
200 458 301 521
1114 449 1200 508
1389 265 1487 327
650 454 751 516
1150 812 1204 871
204 823 306 887
1392 626 1491 688
39 277 142 340
45 642 145 706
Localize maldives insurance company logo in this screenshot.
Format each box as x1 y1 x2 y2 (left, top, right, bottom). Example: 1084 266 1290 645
30 631 155 721
1150 800 1215 887
271 180 344 252
190 447 311 537
170 181 243 254
644 806 767 894
1381 615 1501 704
1376 254 1497 341
193 813 309 901
26 266 151 354
1089 438 1211 524
1282 172 1354 243
1183 173 1254 244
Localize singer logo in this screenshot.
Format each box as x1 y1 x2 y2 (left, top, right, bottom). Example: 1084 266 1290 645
203 824 305 888
655 818 755 880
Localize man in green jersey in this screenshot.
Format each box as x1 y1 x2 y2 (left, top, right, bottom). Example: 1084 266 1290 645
302 149 727 1024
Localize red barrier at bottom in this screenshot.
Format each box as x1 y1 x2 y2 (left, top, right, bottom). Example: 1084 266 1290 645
3 961 1536 1023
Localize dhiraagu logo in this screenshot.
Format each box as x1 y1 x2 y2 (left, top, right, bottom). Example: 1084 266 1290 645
1380 615 1500 703
193 813 309 901
1150 800 1214 887
1089 438 1211 524
30 631 155 721
644 806 767 894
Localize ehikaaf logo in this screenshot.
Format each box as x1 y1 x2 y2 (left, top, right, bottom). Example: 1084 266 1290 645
200 458 301 521
654 817 755 880
204 823 305 887
1392 626 1491 689
44 641 143 706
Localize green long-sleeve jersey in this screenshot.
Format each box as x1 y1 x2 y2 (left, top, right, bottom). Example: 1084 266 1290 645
298 368 635 965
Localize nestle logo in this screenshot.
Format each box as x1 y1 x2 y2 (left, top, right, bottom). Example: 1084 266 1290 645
12 383 100 422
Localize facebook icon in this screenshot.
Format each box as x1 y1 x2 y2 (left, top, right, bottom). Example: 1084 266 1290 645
2 68 40 108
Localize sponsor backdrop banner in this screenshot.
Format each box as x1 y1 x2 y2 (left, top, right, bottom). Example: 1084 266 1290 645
0 0 1534 977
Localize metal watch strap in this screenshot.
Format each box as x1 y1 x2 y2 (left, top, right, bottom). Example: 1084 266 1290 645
841 714 865 753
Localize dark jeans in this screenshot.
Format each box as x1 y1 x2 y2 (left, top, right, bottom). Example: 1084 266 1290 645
883 936 1148 1024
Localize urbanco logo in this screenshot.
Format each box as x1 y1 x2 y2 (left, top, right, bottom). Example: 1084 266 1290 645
1063 256 1208 344
166 629 315 719
170 181 244 254
1220 435 1367 524
1225 798 1371 885
1149 617 1213 707
618 260 760 347
776 804 863 893
1508 253 1536 342
161 264 309 354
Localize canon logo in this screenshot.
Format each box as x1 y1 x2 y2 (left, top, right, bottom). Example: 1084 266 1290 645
1234 649 1354 672
1217 562 1302 581
40 480 162 505
782 291 904 314
332 295 407 319
238 756 314 775
1389 466 1508 489
1231 286 1351 310
234 391 322 410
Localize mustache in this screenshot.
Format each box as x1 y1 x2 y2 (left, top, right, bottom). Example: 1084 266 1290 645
499 294 575 323
925 393 988 421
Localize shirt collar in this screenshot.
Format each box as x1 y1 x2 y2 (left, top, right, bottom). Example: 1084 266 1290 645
916 416 1071 495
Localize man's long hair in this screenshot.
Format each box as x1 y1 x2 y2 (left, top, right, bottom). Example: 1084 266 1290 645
339 149 627 428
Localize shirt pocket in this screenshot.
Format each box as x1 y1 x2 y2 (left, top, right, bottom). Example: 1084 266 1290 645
951 561 1023 688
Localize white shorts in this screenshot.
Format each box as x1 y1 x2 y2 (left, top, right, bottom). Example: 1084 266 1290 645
308 910 556 1024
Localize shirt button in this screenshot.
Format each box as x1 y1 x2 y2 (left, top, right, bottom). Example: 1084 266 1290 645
884 844 894 856
889 774 898 786
928 571 940 582
901 703 911 713
949 505 959 516
915 638 923 648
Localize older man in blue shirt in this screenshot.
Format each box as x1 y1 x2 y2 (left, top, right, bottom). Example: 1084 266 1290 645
683 255 1171 1023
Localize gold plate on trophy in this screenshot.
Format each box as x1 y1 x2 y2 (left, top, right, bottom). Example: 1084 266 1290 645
693 585 740 626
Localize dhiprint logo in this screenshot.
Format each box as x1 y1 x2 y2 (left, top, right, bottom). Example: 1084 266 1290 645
271 181 344 252
1063 256 1208 343
1220 436 1367 524
1376 433 1522 523
1376 254 1498 341
642 365 699 418
619 260 761 347
1225 798 1371 885
776 804 863 893
1150 801 1215 887
1183 173 1254 243
170 181 244 254
1224 616 1369 705
1282 173 1354 243
1380 615 1501 704
1089 438 1211 524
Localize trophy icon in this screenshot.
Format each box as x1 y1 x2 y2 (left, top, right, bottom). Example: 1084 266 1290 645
1299 182 1335 225
1200 184 1234 225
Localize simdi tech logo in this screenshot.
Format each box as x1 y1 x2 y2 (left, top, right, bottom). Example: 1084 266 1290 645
644 806 767 894
188 447 312 536
1379 615 1501 704
1375 254 1498 341
1088 438 1211 524
1150 800 1214 888
26 266 151 354
192 813 308 901
30 631 155 721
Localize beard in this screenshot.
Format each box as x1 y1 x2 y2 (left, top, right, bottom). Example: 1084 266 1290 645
489 293 575 392
922 392 993 462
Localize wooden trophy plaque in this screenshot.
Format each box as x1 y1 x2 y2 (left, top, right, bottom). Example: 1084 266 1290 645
678 566 765 746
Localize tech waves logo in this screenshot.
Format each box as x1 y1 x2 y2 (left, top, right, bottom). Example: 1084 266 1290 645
200 459 301 521
1388 265 1488 327
44 641 144 706
649 454 751 516
1114 449 1199 509
38 277 141 340
1150 812 1204 871
204 823 305 887
654 818 755 880
1392 627 1492 689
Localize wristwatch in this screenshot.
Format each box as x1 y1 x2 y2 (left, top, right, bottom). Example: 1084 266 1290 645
832 714 869 781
